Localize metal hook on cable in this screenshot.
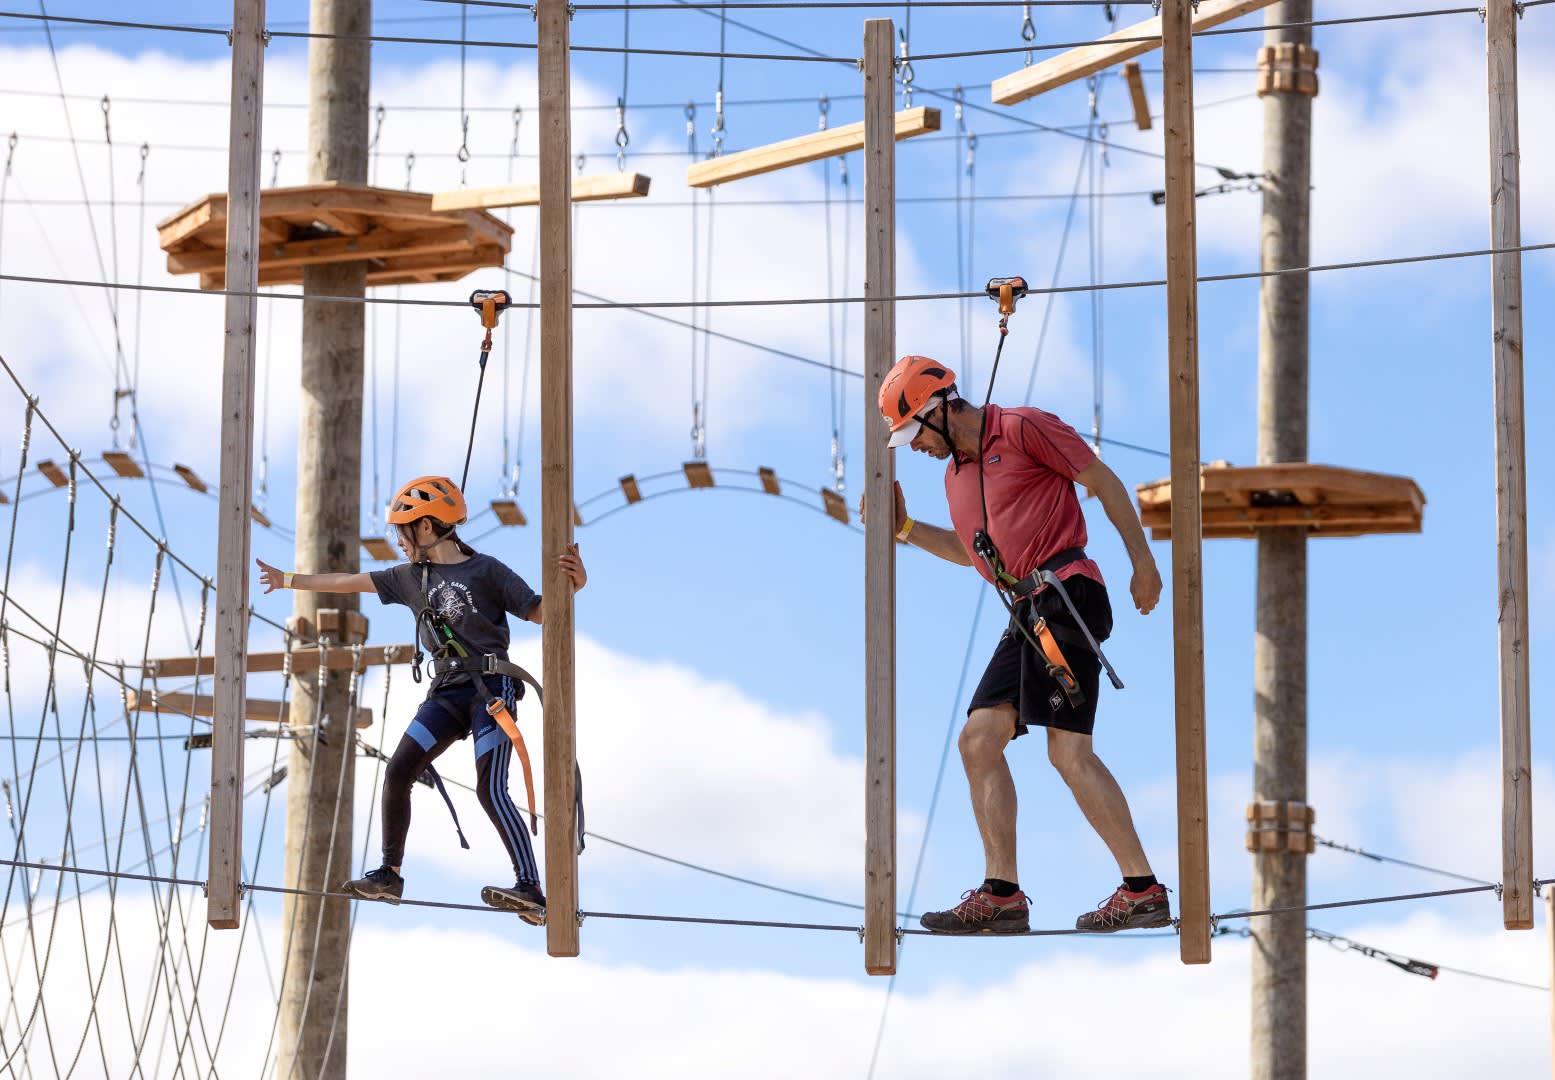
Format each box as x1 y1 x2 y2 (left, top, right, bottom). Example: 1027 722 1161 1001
711 89 725 158
615 96 630 172
1020 4 1036 66
576 152 587 175
965 132 978 177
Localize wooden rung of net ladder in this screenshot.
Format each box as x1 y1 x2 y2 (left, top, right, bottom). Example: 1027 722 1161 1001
102 450 144 478
491 499 527 526
683 462 714 489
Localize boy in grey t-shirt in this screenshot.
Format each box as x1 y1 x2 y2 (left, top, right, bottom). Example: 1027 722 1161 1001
257 475 586 923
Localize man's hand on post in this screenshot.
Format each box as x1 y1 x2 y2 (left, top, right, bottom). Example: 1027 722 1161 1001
857 480 910 535
1130 556 1163 615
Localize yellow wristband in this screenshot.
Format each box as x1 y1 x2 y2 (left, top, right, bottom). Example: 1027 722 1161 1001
282 572 294 589
896 517 915 543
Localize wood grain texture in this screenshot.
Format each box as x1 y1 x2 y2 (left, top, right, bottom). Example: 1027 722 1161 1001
1487 0 1532 932
538 0 580 958
430 172 651 211
862 18 898 978
209 0 265 933
991 0 1278 105
687 107 938 189
1161 0 1211 967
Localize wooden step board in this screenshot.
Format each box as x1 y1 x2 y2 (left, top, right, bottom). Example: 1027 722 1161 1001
125 689 373 729
1135 463 1425 540
145 642 413 680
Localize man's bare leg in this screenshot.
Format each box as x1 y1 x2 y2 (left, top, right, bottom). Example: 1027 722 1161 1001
960 706 1020 882
1047 728 1151 877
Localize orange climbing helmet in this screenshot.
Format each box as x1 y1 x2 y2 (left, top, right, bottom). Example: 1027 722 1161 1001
387 476 468 527
878 355 957 447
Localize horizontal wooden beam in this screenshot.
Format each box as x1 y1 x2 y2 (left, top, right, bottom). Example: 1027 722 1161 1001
146 643 412 680
431 172 652 212
126 690 373 729
990 0 1279 106
687 107 940 189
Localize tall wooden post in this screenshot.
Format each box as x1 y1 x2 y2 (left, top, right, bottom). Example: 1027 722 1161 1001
277 0 369 1075
1161 0 1211 966
209 0 265 932
1251 2 1315 1074
1486 0 1531 933
538 0 580 958
862 16 898 977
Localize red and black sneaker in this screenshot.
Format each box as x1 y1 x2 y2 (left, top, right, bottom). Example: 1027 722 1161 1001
919 886 1030 934
1074 882 1172 932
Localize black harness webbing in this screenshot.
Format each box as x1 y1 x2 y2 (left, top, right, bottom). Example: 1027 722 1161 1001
420 763 471 850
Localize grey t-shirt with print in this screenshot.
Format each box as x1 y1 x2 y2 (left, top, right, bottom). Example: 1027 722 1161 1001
370 553 539 686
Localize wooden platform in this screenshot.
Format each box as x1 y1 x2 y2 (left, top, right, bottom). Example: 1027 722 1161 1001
1135 463 1424 540
157 182 513 290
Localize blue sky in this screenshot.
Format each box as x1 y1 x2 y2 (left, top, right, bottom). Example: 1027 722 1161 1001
0 0 1551 1075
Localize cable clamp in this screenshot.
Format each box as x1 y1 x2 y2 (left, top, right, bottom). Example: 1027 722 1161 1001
261 29 272 46
1494 882 1504 900
225 28 233 46
856 926 866 943
894 926 905 944
1478 5 1487 20
1020 3 1035 65
576 910 587 927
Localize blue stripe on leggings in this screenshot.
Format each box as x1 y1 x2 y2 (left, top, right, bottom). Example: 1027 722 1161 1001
493 748 538 881
474 726 507 759
405 718 438 752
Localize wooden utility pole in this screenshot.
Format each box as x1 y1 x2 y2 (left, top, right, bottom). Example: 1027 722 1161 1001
1161 0 1211 967
1250 4 1318 1077
861 16 898 977
209 0 265 931
538 0 580 958
1486 0 1532 933
277 0 370 1075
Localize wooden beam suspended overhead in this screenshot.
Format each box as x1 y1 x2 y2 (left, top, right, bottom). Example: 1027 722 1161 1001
1123 61 1152 130
430 172 652 212
990 0 1280 106
145 643 412 680
127 690 373 729
686 106 940 189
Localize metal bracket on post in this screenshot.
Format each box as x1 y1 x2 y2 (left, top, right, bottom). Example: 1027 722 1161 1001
1245 801 1316 855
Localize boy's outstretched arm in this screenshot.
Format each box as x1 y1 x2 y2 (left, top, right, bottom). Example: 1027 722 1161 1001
256 558 375 595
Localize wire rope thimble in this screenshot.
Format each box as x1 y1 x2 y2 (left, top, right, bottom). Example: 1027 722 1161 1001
897 29 914 107
615 96 630 172
100 94 111 140
817 94 830 132
457 115 472 183
136 141 149 186
711 89 726 158
965 132 978 177
952 85 965 130
404 151 416 191
1020 4 1036 66
4 132 16 175
371 103 386 151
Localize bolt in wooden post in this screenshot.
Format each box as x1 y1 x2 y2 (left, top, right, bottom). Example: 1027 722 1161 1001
538 0 580 957
1486 0 1532 933
1161 0 1211 966
862 16 898 978
208 0 265 932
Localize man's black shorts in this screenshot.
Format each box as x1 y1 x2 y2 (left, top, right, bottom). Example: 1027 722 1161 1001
967 574 1114 738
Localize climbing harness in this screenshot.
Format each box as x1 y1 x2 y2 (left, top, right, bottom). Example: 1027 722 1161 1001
968 278 1124 705
408 557 587 854
459 289 512 492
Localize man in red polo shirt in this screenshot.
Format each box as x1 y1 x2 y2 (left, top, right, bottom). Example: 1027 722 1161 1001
874 355 1169 934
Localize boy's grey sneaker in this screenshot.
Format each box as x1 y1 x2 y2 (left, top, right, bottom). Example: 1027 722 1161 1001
482 881 546 926
342 866 403 906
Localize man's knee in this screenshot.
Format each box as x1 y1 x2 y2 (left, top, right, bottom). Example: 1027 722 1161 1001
960 707 1015 764
1046 729 1094 777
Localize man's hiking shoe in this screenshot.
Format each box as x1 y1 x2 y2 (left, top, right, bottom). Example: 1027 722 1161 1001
482 881 547 926
341 866 403 906
919 886 1030 934
1074 882 1172 932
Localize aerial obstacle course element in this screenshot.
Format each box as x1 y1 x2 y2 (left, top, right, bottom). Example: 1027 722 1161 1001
430 171 652 212
157 182 513 289
686 106 938 189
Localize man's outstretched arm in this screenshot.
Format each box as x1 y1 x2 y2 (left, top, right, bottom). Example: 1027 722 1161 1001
1074 459 1162 615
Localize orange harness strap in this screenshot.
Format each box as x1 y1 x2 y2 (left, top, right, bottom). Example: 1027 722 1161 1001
1032 617 1086 709
484 697 539 835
